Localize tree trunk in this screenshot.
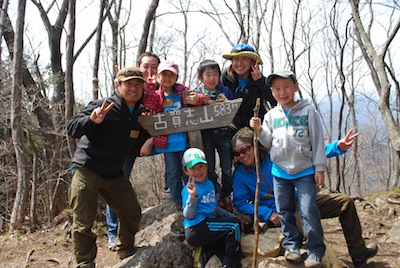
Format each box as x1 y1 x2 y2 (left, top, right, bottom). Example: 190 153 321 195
92 0 106 100
137 0 159 61
27 132 38 230
349 0 400 189
65 0 76 158
10 0 28 231
0 0 9 64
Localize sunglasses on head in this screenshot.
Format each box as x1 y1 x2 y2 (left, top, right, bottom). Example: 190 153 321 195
122 70 143 77
233 145 252 157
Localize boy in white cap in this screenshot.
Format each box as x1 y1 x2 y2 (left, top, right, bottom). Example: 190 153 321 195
181 148 242 268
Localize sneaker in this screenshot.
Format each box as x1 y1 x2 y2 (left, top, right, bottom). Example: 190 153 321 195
351 243 378 268
304 253 322 268
222 264 241 268
284 248 301 263
78 260 95 268
175 202 182 211
118 245 136 260
108 237 116 251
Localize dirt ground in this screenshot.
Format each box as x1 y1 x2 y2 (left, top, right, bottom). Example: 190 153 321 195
0 192 399 268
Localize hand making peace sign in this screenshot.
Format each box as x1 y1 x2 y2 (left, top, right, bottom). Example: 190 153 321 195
251 60 262 81
90 99 115 124
338 129 359 151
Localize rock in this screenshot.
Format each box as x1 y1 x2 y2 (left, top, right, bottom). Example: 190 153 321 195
118 241 193 268
386 217 400 245
375 197 386 207
204 254 222 267
140 201 178 229
241 228 283 257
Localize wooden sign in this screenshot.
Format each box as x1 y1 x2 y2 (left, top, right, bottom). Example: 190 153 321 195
138 98 243 136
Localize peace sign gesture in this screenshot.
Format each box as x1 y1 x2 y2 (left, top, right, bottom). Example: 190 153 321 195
251 60 262 81
338 129 359 151
90 99 115 124
187 177 197 197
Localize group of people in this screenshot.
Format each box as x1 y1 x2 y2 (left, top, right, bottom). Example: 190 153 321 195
67 44 378 268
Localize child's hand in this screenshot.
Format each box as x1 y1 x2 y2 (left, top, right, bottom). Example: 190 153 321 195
250 117 262 134
202 94 212 105
185 91 199 105
315 172 324 188
269 212 281 227
338 129 359 151
141 110 156 116
187 177 197 197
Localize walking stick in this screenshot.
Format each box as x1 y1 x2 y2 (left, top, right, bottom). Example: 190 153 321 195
252 98 261 268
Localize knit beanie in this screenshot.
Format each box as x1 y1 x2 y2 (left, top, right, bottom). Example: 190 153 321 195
231 127 254 148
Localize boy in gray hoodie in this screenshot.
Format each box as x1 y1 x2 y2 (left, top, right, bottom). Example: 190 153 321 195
250 70 325 268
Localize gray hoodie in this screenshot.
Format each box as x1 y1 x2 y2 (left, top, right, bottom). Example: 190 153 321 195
258 99 326 175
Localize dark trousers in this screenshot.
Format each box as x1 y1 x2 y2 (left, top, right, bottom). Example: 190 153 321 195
202 127 233 197
185 217 242 266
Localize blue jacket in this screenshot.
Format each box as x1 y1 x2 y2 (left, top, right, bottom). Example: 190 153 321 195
232 141 345 221
182 178 235 228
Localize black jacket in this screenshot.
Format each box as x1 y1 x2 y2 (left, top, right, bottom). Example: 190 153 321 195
221 67 277 131
67 91 150 178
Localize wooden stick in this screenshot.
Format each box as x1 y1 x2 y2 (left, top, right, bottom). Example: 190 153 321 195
252 98 261 268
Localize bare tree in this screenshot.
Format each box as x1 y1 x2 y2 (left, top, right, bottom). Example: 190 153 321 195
30 0 69 123
106 0 123 80
65 0 76 158
0 0 8 65
137 0 160 61
349 0 400 189
10 0 28 230
92 0 107 100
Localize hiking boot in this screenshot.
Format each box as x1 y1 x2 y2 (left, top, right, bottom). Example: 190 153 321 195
118 245 136 260
284 248 301 263
304 253 322 268
351 243 378 268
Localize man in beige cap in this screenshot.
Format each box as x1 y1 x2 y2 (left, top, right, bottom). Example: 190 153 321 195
67 66 151 267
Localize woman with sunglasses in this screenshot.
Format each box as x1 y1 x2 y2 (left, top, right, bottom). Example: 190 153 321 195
231 127 378 268
221 44 276 133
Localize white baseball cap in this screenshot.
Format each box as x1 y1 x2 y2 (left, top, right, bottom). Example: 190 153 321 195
182 148 207 168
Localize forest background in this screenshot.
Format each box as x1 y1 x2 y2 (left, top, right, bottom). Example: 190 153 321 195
0 0 399 233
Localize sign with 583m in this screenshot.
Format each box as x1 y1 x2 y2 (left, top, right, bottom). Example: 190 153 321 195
138 98 242 136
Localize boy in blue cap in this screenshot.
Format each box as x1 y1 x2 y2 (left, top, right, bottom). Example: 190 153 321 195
251 69 325 267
